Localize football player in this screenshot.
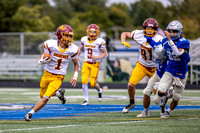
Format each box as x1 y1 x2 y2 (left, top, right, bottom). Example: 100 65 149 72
24 24 79 121
146 20 190 118
121 18 164 114
137 38 171 117
78 24 108 105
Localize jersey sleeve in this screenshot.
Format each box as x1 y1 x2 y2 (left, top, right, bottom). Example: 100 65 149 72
71 45 79 59
43 41 51 54
99 39 106 50
131 30 147 45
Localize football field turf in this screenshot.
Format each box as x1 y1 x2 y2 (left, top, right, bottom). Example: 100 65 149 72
0 88 200 133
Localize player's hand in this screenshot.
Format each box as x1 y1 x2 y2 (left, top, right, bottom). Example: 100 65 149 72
37 55 51 65
70 77 77 87
173 77 184 87
164 31 171 40
91 55 99 61
122 41 130 48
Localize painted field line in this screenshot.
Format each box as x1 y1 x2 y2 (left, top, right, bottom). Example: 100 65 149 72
1 116 200 132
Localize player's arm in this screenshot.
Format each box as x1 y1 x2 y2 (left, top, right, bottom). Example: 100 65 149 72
77 45 84 60
121 32 132 48
91 48 107 61
70 58 79 87
164 31 185 56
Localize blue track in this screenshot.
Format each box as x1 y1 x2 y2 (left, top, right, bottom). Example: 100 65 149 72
0 104 200 120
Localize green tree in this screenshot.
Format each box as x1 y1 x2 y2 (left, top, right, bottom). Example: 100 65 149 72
130 0 170 30
11 5 55 32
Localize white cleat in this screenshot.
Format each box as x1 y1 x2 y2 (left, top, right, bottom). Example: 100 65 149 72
122 103 135 113
160 111 170 118
81 100 89 106
137 111 149 117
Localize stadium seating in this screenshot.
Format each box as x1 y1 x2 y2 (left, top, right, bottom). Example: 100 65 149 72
0 56 43 81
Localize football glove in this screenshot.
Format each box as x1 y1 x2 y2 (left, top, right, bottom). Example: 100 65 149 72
37 55 51 65
122 41 130 48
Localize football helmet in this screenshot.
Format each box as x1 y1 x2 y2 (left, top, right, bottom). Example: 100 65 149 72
143 18 158 37
87 24 99 40
166 20 183 40
56 24 74 45
154 44 167 63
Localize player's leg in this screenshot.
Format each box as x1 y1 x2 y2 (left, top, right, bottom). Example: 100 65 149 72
137 73 160 117
81 62 90 105
122 62 146 113
90 62 103 102
161 73 188 118
25 72 64 121
153 72 173 105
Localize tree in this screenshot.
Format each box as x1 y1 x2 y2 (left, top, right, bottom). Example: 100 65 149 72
11 5 55 32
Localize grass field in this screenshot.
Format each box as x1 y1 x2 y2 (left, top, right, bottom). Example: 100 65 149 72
0 88 200 133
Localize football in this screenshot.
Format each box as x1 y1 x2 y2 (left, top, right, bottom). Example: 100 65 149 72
38 53 51 63
42 53 51 60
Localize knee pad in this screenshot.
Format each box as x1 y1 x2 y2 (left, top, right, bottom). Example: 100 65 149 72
143 88 152 96
158 91 165 97
153 94 162 105
173 93 181 101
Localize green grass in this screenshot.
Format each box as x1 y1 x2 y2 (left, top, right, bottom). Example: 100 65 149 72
0 88 200 133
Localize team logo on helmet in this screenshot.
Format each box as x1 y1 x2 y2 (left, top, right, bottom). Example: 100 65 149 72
87 24 99 40
56 24 74 45
143 18 158 37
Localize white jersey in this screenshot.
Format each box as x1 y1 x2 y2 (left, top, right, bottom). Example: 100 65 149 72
42 39 78 75
131 30 163 67
80 36 106 62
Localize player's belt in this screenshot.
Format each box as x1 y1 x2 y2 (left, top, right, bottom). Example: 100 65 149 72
145 66 156 70
86 61 97 64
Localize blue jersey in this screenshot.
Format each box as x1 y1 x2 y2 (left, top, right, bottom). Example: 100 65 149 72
156 60 167 78
162 37 190 78
144 36 168 78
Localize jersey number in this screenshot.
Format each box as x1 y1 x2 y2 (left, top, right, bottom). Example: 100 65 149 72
55 59 62 70
141 49 152 61
87 48 93 59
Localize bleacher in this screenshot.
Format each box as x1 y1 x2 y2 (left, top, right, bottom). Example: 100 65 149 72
0 55 43 81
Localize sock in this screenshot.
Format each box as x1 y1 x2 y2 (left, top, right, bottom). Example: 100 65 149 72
130 99 135 104
28 109 35 115
55 91 61 97
144 108 149 114
167 108 172 113
98 88 102 93
82 84 89 101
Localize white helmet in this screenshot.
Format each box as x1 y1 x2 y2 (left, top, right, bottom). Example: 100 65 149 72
166 20 183 40
154 44 166 61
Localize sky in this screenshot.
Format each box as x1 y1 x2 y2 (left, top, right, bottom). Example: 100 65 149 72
48 0 171 7
106 0 171 7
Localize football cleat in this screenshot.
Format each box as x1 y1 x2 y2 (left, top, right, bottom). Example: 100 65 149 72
137 111 149 117
81 100 89 106
122 103 135 113
160 96 168 115
98 90 103 102
160 111 170 118
24 113 32 121
58 89 66 104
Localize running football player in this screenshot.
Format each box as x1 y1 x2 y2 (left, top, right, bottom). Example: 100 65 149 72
146 20 190 118
121 18 164 114
78 24 108 105
24 24 79 121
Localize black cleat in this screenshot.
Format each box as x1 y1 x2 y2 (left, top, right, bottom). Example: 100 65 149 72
24 113 32 121
58 89 66 104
